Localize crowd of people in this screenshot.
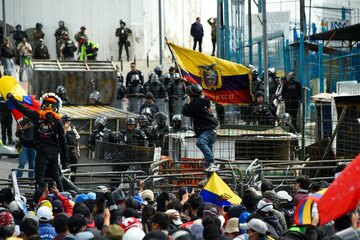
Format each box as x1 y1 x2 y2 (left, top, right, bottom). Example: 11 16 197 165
0 163 358 240
0 20 132 81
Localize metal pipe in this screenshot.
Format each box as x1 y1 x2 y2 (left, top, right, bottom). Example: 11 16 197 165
2 0 5 41
248 0 253 64
146 52 149 67
158 0 163 65
120 60 123 71
262 0 269 102
319 43 324 92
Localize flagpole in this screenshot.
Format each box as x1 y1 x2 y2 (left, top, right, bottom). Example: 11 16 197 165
165 37 185 80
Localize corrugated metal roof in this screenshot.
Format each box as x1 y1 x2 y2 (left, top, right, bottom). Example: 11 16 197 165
31 60 116 72
59 106 137 119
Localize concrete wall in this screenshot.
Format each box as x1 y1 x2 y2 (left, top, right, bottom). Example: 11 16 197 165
1 0 217 60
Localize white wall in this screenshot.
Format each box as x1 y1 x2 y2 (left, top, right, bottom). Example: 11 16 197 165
0 0 217 60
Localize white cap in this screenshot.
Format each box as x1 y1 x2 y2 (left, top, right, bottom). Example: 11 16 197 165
257 198 274 212
9 201 21 214
277 190 293 201
122 227 145 240
36 206 52 222
239 218 268 235
165 209 182 225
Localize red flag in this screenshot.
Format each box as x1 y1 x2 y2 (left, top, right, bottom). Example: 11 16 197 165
317 154 360 225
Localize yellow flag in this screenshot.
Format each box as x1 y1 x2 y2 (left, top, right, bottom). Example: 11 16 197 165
0 76 27 101
200 172 242 206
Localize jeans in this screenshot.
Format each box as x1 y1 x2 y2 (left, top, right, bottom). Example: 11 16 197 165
19 56 31 82
17 146 36 178
2 58 15 76
196 129 217 167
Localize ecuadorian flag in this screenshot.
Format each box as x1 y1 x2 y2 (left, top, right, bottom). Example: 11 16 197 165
167 41 253 104
0 76 40 120
200 172 242 206
294 189 326 225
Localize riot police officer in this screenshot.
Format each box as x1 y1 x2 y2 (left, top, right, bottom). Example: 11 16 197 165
120 118 148 147
126 74 144 113
168 73 186 119
137 115 153 145
152 112 172 148
171 114 191 133
154 65 163 80
88 117 115 151
62 115 80 182
139 92 159 122
145 74 168 114
56 85 70 105
250 91 277 126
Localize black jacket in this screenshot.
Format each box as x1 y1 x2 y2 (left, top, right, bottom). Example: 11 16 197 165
190 22 204 39
182 96 218 136
8 96 67 158
1 44 15 58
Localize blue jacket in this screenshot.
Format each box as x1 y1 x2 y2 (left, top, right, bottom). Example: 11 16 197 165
38 223 57 240
190 22 204 39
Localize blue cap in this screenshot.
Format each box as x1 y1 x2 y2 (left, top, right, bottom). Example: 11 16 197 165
86 192 96 200
75 194 89 203
133 195 147 206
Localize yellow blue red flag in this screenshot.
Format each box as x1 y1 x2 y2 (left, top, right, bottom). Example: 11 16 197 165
167 41 253 104
200 172 242 206
0 76 40 120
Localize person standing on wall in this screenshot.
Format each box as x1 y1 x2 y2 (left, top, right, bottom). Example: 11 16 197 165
190 17 204 52
115 20 132 61
207 17 217 56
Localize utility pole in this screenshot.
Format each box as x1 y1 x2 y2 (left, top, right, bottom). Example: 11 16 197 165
261 0 269 102
158 0 163 65
248 0 252 64
300 0 306 37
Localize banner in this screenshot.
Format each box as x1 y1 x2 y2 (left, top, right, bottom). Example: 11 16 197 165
167 41 253 104
0 76 40 120
318 154 360 225
200 172 242 206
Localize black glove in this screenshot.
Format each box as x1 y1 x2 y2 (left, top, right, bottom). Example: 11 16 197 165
6 93 14 100
104 191 116 206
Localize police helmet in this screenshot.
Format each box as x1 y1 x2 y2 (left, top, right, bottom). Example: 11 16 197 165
40 93 62 113
163 73 171 81
279 113 291 125
15 24 22 30
154 112 167 125
138 115 149 124
186 84 202 97
172 114 182 123
150 74 159 84
131 74 140 82
36 23 43 29
251 69 258 77
58 21 64 27
61 114 71 123
56 85 66 96
127 118 136 125
94 117 107 127
120 20 126 26
174 73 181 80
255 91 264 98
154 65 163 76
89 91 101 103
